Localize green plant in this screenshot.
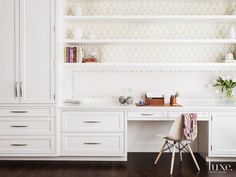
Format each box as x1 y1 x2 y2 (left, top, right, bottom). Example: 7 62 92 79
213 76 236 98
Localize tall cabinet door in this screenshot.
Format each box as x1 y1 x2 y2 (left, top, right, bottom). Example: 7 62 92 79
0 0 20 103
19 0 55 103
210 112 236 157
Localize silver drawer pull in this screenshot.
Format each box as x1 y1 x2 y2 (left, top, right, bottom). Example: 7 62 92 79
11 111 28 114
141 113 154 116
11 125 28 128
84 121 101 123
84 142 101 145
11 144 28 147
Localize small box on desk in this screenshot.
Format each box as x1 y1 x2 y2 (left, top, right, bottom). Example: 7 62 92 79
145 94 165 106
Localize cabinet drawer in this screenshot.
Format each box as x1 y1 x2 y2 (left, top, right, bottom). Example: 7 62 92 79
127 111 168 118
61 133 124 156
0 136 55 155
0 118 54 135
168 111 209 120
61 111 124 132
0 107 55 117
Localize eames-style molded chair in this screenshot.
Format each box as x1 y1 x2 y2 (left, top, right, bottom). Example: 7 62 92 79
154 115 200 175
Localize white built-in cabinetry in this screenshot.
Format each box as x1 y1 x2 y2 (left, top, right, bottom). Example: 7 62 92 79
210 111 236 157
0 0 55 104
0 0 55 156
61 111 126 158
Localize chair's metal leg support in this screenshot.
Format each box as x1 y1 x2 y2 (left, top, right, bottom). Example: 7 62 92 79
154 140 167 164
170 142 176 175
187 144 200 171
178 142 183 162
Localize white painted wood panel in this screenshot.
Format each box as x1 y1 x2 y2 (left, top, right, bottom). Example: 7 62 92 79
210 112 236 157
20 0 55 103
61 111 124 132
0 136 55 155
61 133 124 156
0 107 55 117
0 118 54 135
0 0 19 103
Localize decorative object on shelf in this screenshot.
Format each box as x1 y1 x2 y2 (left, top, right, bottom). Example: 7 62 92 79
213 76 236 99
119 96 127 104
145 92 165 106
82 52 97 63
118 96 134 105
75 6 83 16
228 26 236 39
225 52 235 60
170 92 179 106
73 27 83 39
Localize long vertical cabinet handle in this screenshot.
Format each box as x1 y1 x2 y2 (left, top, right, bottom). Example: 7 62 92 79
15 82 19 98
19 82 23 97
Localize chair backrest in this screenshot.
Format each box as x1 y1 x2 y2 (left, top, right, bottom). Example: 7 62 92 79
167 116 184 142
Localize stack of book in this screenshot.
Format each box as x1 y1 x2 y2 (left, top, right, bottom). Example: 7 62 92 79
64 47 83 63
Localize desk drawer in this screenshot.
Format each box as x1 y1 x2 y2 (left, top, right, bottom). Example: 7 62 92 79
62 133 124 156
0 136 55 155
0 118 54 135
61 111 124 132
0 107 55 117
168 111 209 120
127 111 168 118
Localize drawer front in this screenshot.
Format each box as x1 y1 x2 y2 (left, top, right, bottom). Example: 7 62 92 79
0 118 54 135
61 111 124 132
168 111 209 120
0 107 55 117
127 111 168 118
61 133 124 156
0 136 55 155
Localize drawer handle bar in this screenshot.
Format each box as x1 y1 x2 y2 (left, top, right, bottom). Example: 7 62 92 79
11 144 28 147
11 125 28 128
11 111 28 114
141 114 154 116
84 142 101 145
84 121 101 123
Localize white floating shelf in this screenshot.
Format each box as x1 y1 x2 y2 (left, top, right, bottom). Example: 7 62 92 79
63 15 236 23
63 39 236 44
61 63 236 67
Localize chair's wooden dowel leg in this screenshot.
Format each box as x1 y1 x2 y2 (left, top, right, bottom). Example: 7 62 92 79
187 144 200 171
170 144 176 175
179 142 183 162
154 141 167 164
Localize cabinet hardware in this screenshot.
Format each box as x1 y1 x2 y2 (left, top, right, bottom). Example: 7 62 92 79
210 145 212 151
15 82 19 98
19 82 23 97
84 121 101 123
211 115 213 121
11 111 28 113
11 144 28 147
141 113 154 116
84 143 101 145
11 125 28 128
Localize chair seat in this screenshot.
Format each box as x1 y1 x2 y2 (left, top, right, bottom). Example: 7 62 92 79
164 135 183 142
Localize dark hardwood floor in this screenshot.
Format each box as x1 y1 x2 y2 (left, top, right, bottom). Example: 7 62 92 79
0 153 235 177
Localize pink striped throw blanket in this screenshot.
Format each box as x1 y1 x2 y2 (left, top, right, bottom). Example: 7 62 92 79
182 113 197 142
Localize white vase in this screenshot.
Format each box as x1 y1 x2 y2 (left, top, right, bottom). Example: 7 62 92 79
73 27 83 39
228 26 236 39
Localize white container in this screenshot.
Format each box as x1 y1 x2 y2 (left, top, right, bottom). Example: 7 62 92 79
73 27 83 39
75 6 83 16
225 53 235 60
228 26 236 39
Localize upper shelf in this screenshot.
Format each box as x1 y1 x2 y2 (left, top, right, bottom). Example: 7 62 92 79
63 39 236 44
63 15 236 23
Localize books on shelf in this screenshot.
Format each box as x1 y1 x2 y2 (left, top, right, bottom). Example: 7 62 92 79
64 47 84 63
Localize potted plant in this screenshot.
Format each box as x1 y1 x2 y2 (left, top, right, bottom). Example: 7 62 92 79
213 76 236 99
